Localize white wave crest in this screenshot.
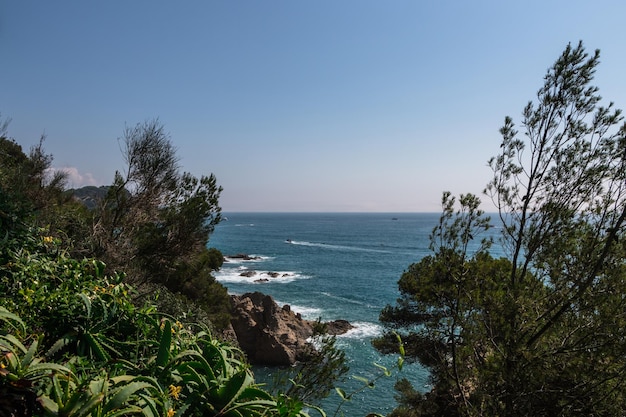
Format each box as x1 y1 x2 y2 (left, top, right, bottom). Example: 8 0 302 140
338 321 382 339
274 300 323 319
215 266 307 284
287 240 389 254
223 255 273 264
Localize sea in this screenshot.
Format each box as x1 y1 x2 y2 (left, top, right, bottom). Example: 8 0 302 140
209 212 497 416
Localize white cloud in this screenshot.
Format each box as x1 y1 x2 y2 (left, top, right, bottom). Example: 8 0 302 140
47 166 99 188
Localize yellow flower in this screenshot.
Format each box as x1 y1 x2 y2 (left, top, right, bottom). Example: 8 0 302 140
169 384 182 400
42 236 54 243
167 408 175 417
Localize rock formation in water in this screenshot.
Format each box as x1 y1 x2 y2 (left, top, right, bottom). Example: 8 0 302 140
229 292 353 365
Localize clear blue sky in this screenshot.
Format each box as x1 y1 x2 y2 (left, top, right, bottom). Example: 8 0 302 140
2 1 625 212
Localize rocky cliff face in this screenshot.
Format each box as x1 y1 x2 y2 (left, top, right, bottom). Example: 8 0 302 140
229 292 354 366
230 292 313 365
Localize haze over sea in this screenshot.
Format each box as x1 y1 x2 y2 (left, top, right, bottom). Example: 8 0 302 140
210 212 502 415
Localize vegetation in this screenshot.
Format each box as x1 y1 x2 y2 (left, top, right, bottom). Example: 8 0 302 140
0 121 341 416
375 41 626 416
4 40 624 417
0 230 314 416
88 120 230 328
270 322 349 405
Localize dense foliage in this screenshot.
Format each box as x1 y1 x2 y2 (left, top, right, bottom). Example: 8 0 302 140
376 41 626 416
0 123 335 416
0 228 318 416
89 120 231 328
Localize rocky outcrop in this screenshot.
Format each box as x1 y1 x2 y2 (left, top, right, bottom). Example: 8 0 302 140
226 254 262 261
230 292 313 365
325 319 354 335
229 292 354 366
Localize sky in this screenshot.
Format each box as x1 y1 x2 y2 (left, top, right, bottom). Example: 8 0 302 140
2 1 625 212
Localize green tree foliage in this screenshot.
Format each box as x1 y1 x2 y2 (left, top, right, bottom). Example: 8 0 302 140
271 322 349 406
376 41 626 416
0 125 70 244
90 120 229 327
0 119 344 415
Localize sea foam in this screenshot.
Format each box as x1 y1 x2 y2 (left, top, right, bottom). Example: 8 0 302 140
215 266 308 284
338 321 382 339
274 300 323 319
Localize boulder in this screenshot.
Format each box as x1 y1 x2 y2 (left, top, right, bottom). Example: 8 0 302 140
325 319 354 335
230 292 314 365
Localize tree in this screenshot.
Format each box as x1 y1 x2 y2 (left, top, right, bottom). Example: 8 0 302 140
92 119 228 327
376 41 626 416
0 124 71 246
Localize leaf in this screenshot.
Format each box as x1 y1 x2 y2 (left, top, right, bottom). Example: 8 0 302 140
105 406 144 417
38 395 60 414
84 332 111 362
78 292 92 319
46 335 76 358
0 307 26 332
373 362 392 377
178 361 209 389
156 320 172 367
103 381 154 413
0 334 28 355
73 392 105 417
214 370 254 411
335 387 348 400
23 362 71 379
136 393 159 417
92 259 106 278
89 378 108 397
232 386 274 402
352 375 370 385
21 336 38 368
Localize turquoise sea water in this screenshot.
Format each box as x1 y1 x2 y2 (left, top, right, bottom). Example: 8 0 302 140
208 213 447 415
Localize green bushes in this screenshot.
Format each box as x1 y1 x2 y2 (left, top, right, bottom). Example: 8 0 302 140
0 229 316 416
0 123 341 416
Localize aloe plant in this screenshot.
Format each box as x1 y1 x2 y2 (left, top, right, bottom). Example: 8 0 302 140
38 373 165 417
1 228 325 417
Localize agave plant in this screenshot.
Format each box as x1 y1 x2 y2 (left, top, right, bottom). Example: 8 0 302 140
146 319 275 416
38 372 165 417
0 307 70 416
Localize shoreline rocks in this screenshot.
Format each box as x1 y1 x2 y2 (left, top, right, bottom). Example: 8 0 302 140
229 292 354 366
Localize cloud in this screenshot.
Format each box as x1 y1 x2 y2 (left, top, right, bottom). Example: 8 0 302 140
47 166 99 188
